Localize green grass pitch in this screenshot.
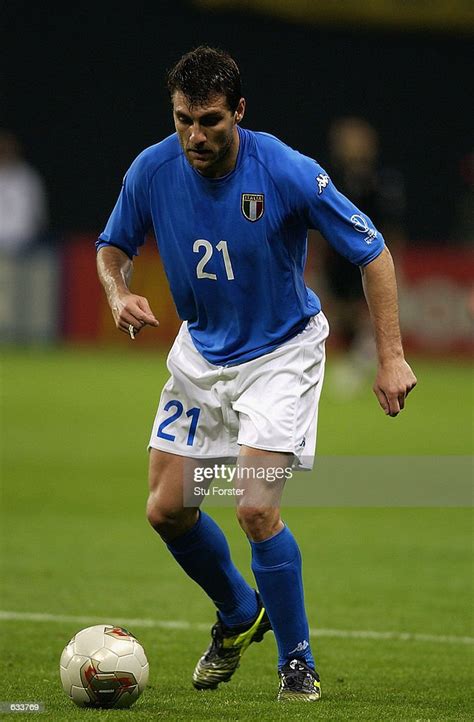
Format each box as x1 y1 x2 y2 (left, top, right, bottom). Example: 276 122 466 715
0 347 472 720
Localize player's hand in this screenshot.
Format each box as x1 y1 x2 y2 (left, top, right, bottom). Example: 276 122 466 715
373 358 417 417
111 292 159 337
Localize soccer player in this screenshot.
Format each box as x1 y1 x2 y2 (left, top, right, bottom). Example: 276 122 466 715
96 46 416 701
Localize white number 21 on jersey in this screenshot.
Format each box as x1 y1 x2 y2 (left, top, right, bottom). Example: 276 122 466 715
193 239 235 281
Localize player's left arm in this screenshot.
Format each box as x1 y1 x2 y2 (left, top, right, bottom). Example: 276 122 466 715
360 246 417 416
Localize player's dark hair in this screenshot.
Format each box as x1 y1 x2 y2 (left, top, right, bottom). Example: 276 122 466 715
167 46 242 112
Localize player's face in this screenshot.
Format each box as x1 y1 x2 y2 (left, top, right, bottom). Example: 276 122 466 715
172 92 245 178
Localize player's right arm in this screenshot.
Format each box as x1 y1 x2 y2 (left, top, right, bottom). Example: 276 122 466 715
97 245 159 336
96 147 159 336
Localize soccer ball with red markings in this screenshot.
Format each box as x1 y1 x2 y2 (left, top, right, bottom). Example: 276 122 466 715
60 625 149 708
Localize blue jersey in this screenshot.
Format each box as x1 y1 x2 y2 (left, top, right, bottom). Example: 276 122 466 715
97 128 384 365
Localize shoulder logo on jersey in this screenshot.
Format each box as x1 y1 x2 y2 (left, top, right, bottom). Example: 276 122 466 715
350 214 378 244
316 173 330 194
241 193 264 222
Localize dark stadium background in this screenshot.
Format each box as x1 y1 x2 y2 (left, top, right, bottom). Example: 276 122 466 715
3 0 472 241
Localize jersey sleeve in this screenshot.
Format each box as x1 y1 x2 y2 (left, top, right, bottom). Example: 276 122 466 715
292 155 385 266
96 152 152 258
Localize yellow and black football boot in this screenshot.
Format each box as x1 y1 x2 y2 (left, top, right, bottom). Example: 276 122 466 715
192 598 271 690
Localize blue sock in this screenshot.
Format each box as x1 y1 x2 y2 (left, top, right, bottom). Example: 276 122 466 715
167 511 258 627
251 525 315 669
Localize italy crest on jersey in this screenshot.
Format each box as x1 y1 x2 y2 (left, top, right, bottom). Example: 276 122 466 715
241 193 264 222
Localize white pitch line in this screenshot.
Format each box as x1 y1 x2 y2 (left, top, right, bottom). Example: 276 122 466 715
0 610 472 646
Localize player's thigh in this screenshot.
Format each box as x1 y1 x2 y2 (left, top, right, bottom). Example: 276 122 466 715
147 450 213 539
235 446 290 508
148 447 187 502
147 449 183 525
234 446 289 540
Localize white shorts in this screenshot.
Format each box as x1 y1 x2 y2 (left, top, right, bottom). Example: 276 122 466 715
149 313 329 470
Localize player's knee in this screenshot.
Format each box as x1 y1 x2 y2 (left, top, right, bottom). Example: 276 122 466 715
146 495 197 540
236 506 281 542
145 495 182 530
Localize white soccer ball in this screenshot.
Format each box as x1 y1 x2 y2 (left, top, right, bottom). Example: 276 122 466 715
59 624 149 708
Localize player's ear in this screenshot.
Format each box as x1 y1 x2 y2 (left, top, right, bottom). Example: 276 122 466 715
234 98 246 124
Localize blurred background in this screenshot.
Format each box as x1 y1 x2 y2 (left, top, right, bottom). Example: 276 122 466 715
1 0 473 369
